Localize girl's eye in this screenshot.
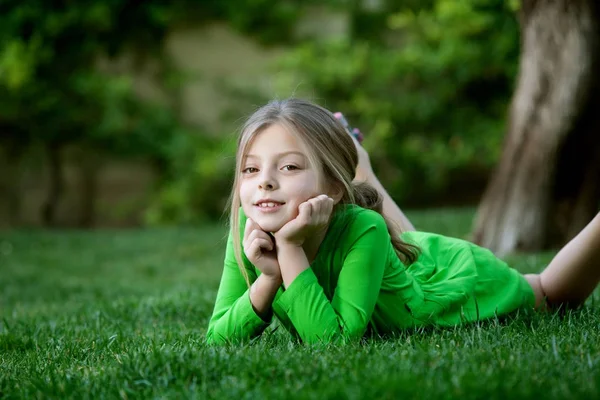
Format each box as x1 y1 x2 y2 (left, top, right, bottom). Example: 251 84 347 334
282 165 299 171
242 167 258 174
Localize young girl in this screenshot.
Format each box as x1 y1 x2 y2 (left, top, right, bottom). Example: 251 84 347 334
206 98 600 345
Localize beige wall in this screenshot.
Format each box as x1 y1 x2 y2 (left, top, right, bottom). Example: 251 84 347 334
0 145 155 228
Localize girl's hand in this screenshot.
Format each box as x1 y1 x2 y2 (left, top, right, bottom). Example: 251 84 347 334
243 218 281 281
274 194 335 247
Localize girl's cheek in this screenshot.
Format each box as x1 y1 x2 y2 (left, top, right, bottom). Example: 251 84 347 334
241 204 251 216
288 206 300 220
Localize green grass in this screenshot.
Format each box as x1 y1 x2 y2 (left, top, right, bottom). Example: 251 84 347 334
2 208 600 399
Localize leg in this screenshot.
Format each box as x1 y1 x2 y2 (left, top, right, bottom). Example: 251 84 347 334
352 137 415 232
528 211 600 309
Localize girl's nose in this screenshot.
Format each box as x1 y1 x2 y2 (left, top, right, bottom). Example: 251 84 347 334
258 170 277 190
259 179 275 190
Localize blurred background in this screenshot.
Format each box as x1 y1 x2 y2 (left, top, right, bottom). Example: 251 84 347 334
1 0 597 254
1 0 519 228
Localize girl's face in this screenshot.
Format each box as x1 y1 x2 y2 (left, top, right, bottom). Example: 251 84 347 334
239 123 323 233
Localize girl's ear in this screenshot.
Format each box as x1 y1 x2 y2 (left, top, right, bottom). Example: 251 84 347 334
328 182 345 205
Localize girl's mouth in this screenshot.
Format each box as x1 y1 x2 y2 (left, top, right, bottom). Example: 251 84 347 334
255 202 285 213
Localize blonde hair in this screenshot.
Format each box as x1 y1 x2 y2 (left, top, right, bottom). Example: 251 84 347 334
228 99 419 284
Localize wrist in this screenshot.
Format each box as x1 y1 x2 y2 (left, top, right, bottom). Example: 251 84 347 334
250 273 282 322
277 244 309 289
259 273 282 286
276 239 304 251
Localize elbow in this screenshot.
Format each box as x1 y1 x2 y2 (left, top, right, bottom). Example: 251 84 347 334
205 331 229 346
301 325 364 345
205 329 216 345
205 326 226 346
205 326 263 346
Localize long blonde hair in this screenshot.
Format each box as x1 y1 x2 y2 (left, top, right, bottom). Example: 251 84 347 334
228 99 419 284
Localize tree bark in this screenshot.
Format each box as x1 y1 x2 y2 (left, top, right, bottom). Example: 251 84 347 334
42 142 64 227
77 144 100 228
0 139 26 227
472 0 600 256
6 144 25 227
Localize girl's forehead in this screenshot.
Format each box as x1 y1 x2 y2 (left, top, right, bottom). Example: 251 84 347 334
244 123 311 157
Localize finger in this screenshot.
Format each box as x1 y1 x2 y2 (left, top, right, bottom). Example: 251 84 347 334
253 229 275 247
320 196 333 219
249 238 274 257
244 218 256 240
326 196 334 214
248 217 262 231
311 194 331 214
308 197 322 218
245 228 266 246
246 237 266 257
298 202 313 223
246 241 261 260
312 195 334 223
245 216 267 233
244 223 263 248
255 237 274 252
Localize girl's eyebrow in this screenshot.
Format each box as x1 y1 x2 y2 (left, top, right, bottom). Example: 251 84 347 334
245 151 306 160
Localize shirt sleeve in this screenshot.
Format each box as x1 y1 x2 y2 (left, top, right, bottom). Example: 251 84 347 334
276 211 389 344
205 229 270 345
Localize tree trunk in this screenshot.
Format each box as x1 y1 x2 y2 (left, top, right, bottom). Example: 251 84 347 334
42 142 64 227
0 139 26 227
472 0 600 256
6 144 25 227
77 145 100 228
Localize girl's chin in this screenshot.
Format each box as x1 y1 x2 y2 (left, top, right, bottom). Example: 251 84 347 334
253 219 285 233
248 213 291 232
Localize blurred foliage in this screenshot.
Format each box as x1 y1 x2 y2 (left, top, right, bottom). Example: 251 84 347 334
1 0 521 224
145 133 237 225
0 0 316 155
0 0 326 224
0 0 183 179
277 0 520 204
156 0 521 222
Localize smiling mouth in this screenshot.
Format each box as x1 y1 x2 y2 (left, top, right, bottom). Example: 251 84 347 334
256 202 285 208
254 201 285 213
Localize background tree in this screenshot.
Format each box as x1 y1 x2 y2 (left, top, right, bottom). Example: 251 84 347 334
472 0 600 256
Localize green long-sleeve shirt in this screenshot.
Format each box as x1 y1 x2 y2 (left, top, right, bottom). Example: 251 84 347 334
206 205 534 345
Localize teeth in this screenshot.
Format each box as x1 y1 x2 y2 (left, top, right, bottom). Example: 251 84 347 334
259 202 279 208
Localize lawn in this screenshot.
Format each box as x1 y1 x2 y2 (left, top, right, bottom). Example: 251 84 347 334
2 208 600 399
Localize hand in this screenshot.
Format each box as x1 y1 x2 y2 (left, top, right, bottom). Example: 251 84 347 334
243 218 281 281
273 194 335 247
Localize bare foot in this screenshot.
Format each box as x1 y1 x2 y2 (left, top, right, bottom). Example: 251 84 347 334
350 134 374 182
334 112 374 181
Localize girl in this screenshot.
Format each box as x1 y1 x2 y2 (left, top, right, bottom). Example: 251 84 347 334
206 98 600 345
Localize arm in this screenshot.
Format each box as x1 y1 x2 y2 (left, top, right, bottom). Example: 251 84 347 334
250 274 282 321
206 230 279 345
278 244 310 289
277 211 389 344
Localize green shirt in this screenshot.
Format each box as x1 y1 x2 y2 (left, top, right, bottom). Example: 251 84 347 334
206 205 535 345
